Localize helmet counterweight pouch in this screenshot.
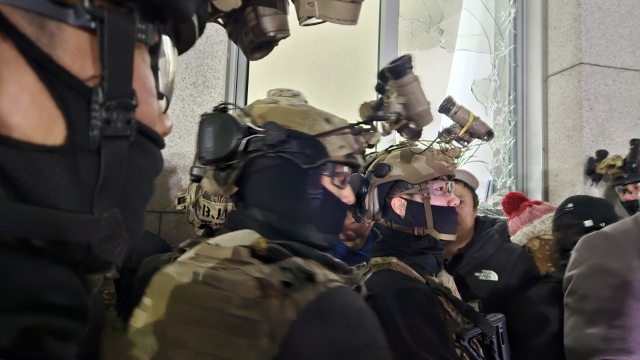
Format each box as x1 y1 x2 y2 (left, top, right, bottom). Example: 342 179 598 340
197 112 246 166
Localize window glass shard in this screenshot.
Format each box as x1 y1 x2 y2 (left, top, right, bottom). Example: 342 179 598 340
399 0 517 210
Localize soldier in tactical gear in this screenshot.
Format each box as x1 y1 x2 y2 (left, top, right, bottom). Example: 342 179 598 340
126 89 390 360
0 0 368 358
359 145 469 359
0 1 204 358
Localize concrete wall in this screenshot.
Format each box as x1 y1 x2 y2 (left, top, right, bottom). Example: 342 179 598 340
546 0 640 210
145 24 228 245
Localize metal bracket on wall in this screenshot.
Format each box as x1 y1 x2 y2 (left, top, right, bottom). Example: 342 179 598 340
517 0 548 200
224 40 248 107
375 0 400 150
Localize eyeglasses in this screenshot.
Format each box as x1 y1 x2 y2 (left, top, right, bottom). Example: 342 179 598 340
615 183 640 198
321 163 355 189
396 179 455 197
428 179 455 197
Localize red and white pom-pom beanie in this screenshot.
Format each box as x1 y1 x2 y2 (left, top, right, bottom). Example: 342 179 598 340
500 192 557 246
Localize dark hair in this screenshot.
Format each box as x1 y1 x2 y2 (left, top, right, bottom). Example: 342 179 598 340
454 180 479 210
384 180 414 210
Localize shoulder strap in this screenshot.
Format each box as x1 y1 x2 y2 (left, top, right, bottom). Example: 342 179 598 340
369 256 496 338
380 221 457 241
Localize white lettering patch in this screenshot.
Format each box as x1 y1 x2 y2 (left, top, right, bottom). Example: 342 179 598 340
474 270 499 281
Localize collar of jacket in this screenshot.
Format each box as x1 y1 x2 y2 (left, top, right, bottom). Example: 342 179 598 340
223 208 352 275
446 216 509 276
371 226 445 278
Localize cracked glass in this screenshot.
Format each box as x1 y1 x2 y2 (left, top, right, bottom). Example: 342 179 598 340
399 0 517 213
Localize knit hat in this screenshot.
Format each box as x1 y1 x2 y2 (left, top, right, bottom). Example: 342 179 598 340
501 192 557 246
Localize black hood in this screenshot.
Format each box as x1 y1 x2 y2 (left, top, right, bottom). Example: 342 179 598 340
233 156 348 242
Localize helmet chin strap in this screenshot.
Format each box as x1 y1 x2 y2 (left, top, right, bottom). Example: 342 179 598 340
382 183 457 241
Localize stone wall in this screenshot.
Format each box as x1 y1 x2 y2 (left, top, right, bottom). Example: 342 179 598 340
145 24 228 245
547 0 640 212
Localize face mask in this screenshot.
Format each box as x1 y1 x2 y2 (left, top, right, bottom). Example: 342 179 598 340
404 200 459 238
621 200 640 216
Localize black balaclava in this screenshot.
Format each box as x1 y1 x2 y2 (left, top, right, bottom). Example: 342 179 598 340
0 11 164 271
232 156 348 246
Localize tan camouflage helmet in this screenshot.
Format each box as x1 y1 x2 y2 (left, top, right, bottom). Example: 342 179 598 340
238 88 380 167
201 89 381 196
363 145 457 241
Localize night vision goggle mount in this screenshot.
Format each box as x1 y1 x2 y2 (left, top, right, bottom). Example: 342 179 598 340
585 138 640 186
359 55 433 142
437 96 494 147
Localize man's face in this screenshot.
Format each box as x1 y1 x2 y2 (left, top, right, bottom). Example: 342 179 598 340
0 4 172 147
341 210 370 241
454 181 477 236
320 175 356 205
392 178 460 217
617 183 640 202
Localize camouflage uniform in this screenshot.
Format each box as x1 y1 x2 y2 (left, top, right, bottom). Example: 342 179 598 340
123 89 390 360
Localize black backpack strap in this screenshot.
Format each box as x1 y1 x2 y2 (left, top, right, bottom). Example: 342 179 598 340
0 202 128 264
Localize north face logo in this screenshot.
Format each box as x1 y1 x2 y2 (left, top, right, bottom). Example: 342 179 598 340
474 270 499 281
565 203 574 210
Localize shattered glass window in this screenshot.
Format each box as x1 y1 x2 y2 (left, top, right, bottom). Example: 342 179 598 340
399 0 517 211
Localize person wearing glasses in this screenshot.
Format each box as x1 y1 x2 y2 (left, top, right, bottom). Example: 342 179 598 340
126 89 390 360
334 208 379 266
613 173 640 216
358 146 469 359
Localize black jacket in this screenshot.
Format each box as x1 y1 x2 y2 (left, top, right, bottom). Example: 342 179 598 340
365 228 460 360
500 266 565 360
445 216 563 359
444 216 541 308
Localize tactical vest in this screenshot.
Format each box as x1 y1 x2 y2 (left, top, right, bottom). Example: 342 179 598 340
126 229 351 360
368 257 467 345
366 257 500 360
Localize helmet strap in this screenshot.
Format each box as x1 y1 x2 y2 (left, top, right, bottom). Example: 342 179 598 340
419 183 434 229
379 182 457 241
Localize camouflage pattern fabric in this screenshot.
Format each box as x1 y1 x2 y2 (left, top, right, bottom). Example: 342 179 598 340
200 88 382 196
363 146 457 222
239 88 376 167
125 229 347 360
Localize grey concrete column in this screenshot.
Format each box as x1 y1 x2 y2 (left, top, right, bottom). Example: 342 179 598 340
546 0 640 206
145 24 228 245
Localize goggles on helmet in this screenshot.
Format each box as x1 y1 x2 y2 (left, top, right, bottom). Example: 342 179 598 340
292 0 365 26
